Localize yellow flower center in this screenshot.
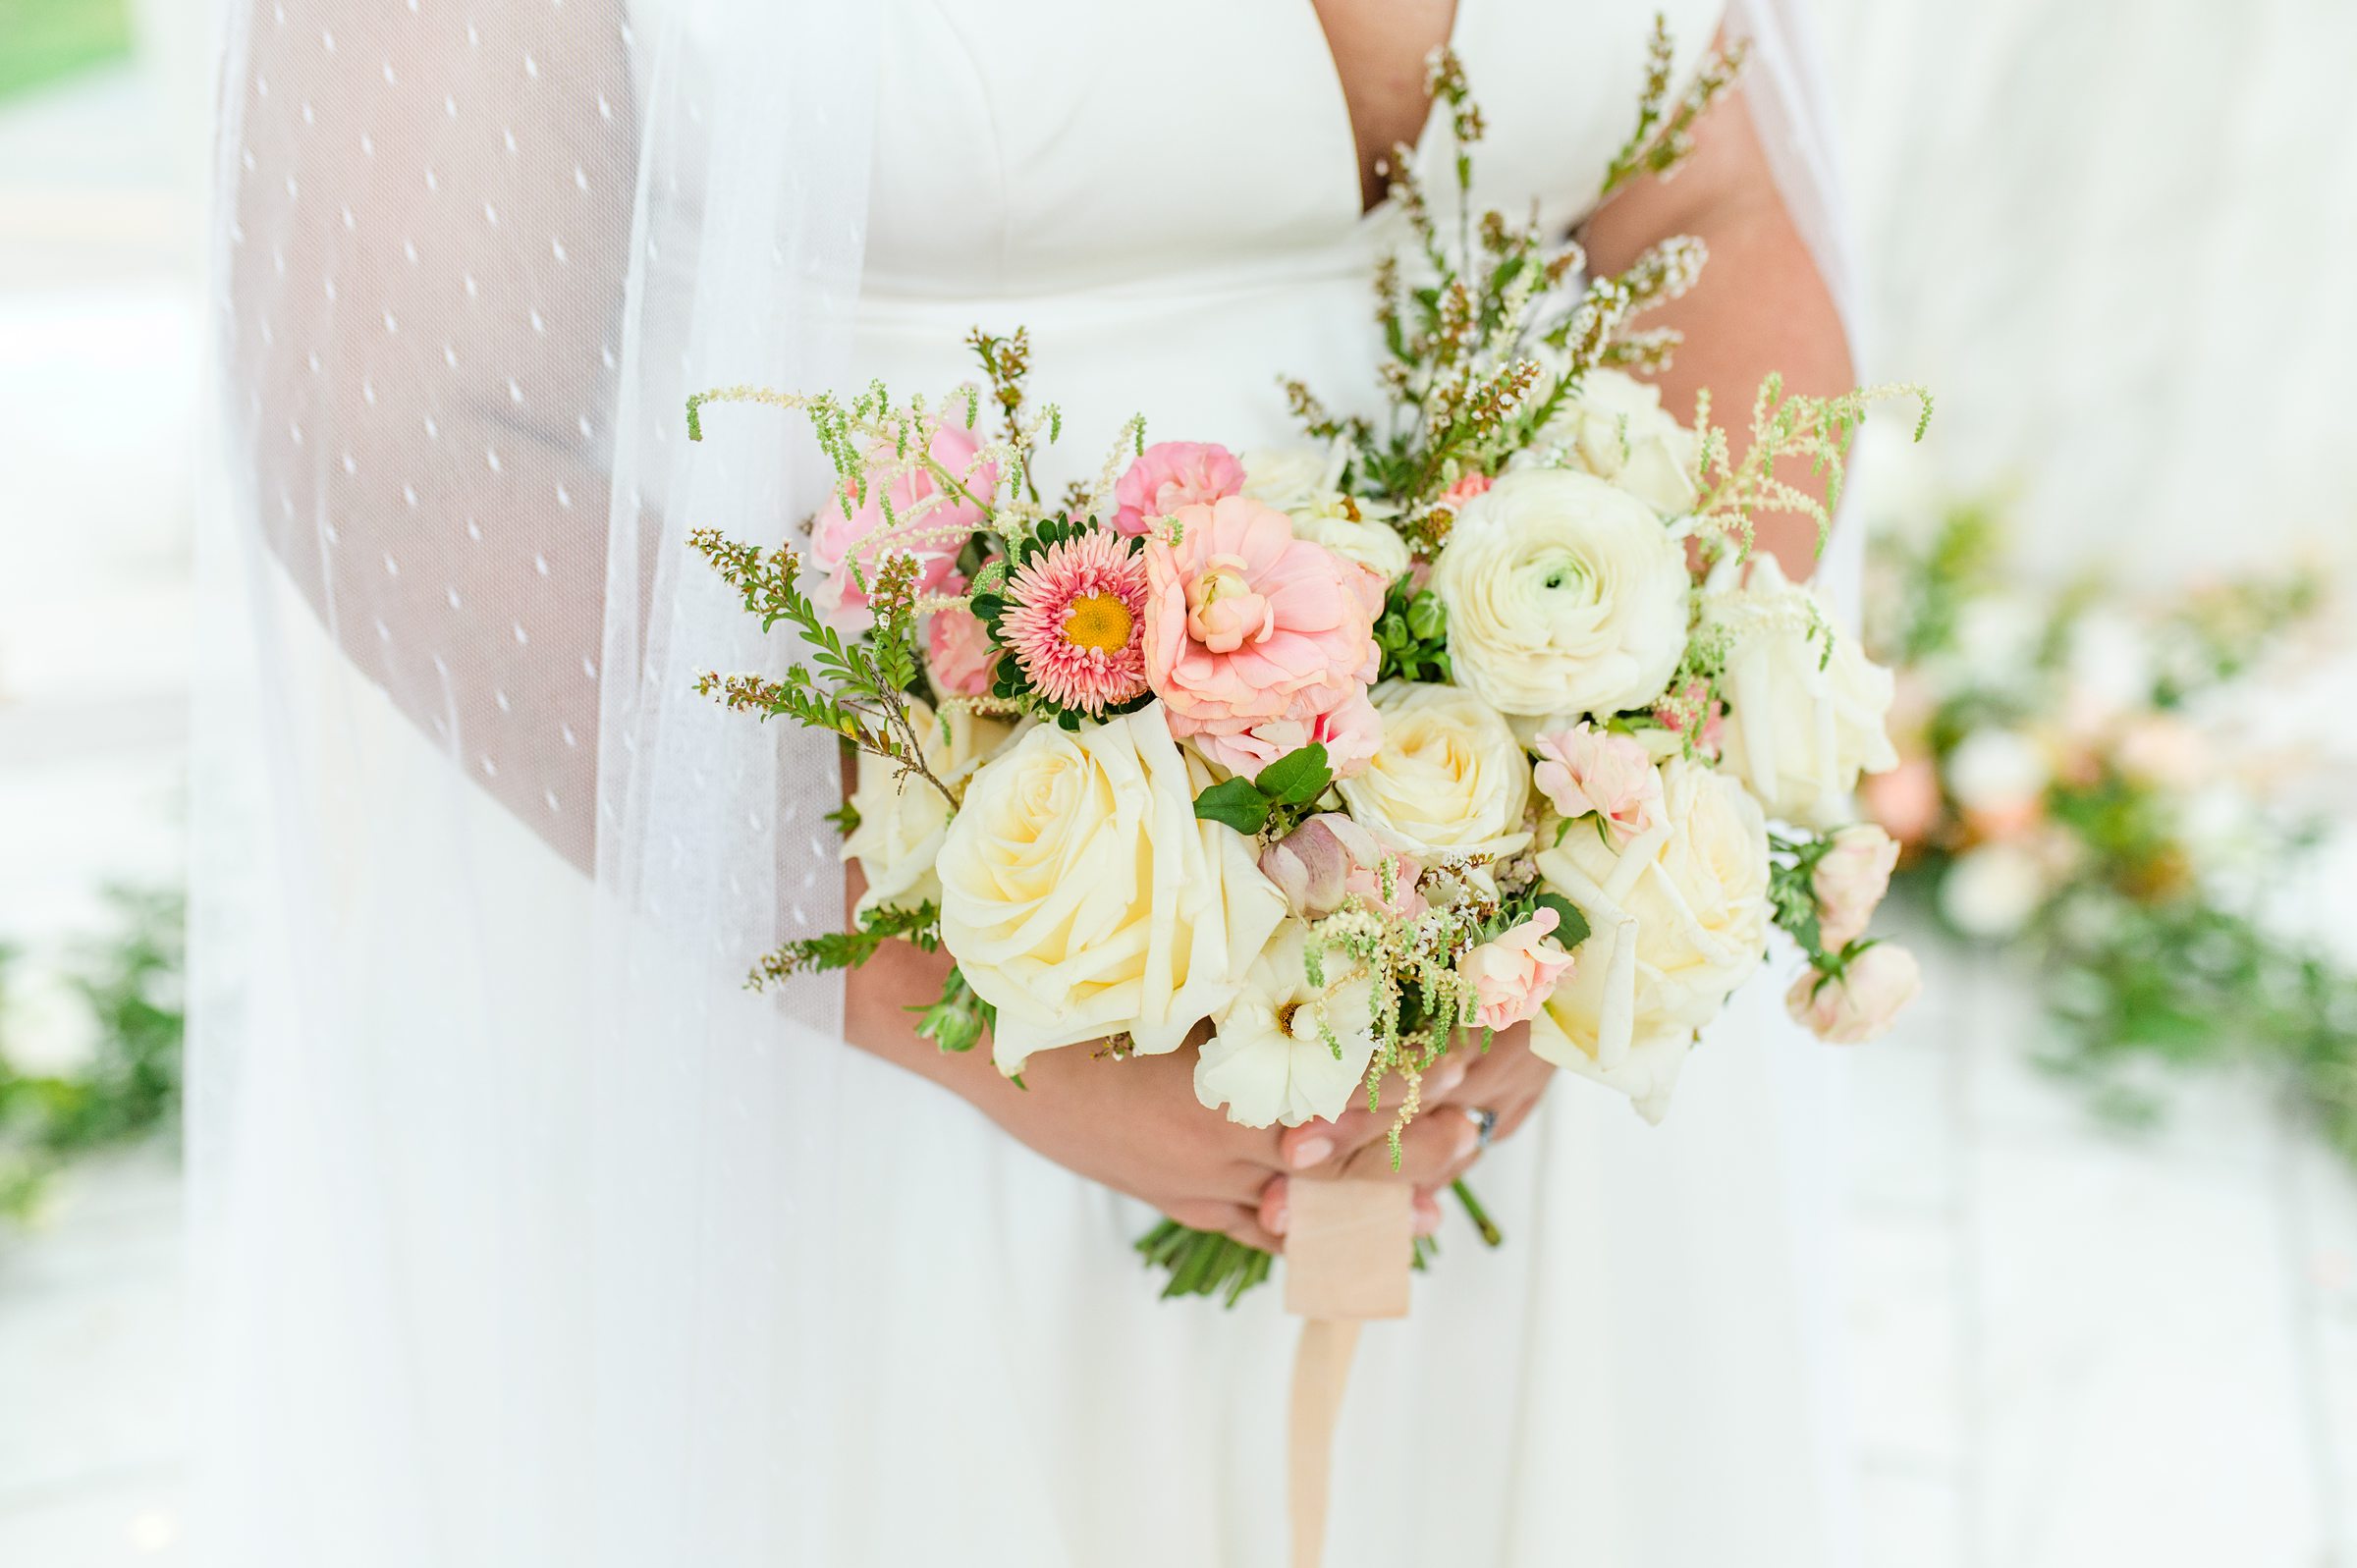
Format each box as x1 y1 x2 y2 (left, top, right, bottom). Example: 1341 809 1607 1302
1063 591 1133 653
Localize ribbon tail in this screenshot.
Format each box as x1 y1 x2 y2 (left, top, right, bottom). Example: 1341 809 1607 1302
1288 1317 1363 1568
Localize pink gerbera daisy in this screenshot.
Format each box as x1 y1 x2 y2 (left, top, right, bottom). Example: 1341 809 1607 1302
1002 529 1151 715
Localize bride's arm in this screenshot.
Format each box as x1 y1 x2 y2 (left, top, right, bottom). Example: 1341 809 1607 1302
1578 81 1854 581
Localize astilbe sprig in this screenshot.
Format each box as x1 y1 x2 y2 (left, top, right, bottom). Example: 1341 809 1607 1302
1687 374 1938 564
1599 15 1752 199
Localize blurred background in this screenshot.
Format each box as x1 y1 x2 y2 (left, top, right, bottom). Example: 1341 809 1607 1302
1 2 2351 1563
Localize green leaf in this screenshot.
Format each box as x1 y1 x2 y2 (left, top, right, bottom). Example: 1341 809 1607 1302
1251 743 1332 807
1534 892 1592 949
1192 776 1272 835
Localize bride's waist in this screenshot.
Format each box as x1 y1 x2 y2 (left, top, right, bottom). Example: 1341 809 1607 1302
853 247 1382 334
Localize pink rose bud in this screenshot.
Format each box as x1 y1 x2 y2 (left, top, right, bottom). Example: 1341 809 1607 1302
1784 944 1921 1045
1259 813 1384 920
1441 471 1493 506
1460 907 1577 1032
1811 823 1900 951
1531 724 1666 844
925 575 1000 698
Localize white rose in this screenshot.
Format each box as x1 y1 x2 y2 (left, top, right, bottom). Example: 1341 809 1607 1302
1243 445 1411 582
1937 841 2046 940
1431 468 1689 719
1785 944 1921 1044
938 703 1287 1075
841 700 1013 916
1706 552 1899 827
1334 682 1531 860
1239 445 1339 511
1530 758 1771 1122
1944 728 2048 820
1523 366 1699 516
1289 510 1412 583
1193 923 1380 1128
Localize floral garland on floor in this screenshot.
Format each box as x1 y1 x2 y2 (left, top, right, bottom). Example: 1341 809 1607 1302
1861 494 2357 1160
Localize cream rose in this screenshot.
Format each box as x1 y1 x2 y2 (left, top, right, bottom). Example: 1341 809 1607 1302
937 703 1287 1076
1530 758 1771 1122
1334 682 1531 860
1431 468 1689 719
1705 553 1899 827
1193 923 1380 1128
841 700 1013 916
1523 366 1699 516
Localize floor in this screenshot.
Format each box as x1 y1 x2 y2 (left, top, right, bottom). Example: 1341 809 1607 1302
4 54 2356 1568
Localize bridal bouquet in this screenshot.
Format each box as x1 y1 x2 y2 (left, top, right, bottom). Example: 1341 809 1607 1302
686 34 1930 1301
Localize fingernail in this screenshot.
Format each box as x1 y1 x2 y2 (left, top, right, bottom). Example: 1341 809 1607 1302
1412 1196 1441 1237
1454 1119 1480 1160
1266 1204 1288 1236
1432 1061 1467 1098
1289 1136 1334 1169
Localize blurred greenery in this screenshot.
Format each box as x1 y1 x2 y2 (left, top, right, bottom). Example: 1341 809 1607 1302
0 0 133 101
0 886 185 1221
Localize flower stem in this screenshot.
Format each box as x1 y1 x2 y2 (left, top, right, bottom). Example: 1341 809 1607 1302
1452 1178 1504 1248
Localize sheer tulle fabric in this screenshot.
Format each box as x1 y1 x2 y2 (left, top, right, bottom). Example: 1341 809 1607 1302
194 3 1868 1563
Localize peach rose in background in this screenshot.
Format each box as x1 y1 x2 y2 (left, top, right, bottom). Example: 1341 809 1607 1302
1113 440 1245 537
1785 944 1922 1045
1812 823 1901 950
810 415 995 617
1531 724 1666 845
1862 755 1943 847
1142 496 1383 746
1461 907 1577 1032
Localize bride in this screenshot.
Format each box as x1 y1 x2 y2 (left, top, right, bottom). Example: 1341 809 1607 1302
197 1 1864 1563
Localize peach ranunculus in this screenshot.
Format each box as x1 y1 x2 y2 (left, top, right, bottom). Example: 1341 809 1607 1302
810 415 996 618
1784 944 1921 1044
1142 495 1383 747
1531 724 1666 845
1461 907 1577 1032
1187 687 1384 781
1113 441 1246 537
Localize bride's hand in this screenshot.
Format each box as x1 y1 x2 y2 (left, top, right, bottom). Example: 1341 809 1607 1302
1256 1022 1555 1240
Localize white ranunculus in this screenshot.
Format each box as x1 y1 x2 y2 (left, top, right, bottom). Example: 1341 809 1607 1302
1937 841 2046 940
1530 758 1771 1123
1238 445 1339 512
841 700 1013 916
1193 923 1380 1128
1334 682 1531 860
1431 468 1689 720
1705 552 1899 827
937 703 1287 1076
1524 367 1699 516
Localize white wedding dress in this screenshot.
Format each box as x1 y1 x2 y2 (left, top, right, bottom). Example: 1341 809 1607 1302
195 2 1859 1564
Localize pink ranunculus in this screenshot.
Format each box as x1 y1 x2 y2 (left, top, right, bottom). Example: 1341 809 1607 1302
1142 496 1383 744
925 584 998 699
811 417 996 616
1812 823 1900 951
1461 906 1577 1032
1188 687 1384 782
1531 724 1665 844
1784 944 1921 1045
1259 812 1388 920
1112 441 1246 537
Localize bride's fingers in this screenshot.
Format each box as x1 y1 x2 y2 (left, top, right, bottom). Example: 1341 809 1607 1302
1337 1107 1483 1186
1275 1055 1469 1170
1164 1198 1283 1255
